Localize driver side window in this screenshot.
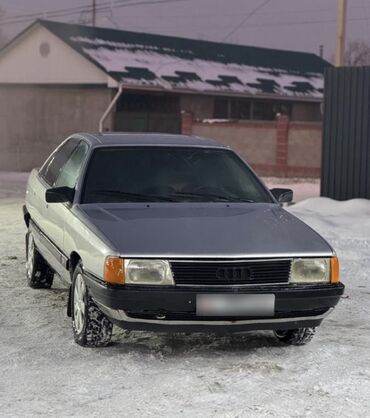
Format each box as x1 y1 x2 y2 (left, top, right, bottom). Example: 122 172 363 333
54 141 89 189
39 139 79 186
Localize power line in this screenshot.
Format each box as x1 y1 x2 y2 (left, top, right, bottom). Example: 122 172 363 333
0 0 189 27
222 0 272 42
0 1 116 24
0 1 145 24
2 1 370 35
241 16 369 29
3 3 102 21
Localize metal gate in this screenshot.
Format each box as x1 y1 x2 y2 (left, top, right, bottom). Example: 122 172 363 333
321 66 370 200
114 111 181 133
114 91 181 134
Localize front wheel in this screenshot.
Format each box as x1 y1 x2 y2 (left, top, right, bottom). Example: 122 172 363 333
71 263 113 347
26 231 54 289
274 327 316 345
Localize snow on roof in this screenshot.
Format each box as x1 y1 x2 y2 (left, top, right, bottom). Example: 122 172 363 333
39 20 329 99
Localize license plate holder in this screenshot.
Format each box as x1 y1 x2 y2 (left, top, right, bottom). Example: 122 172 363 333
196 294 275 317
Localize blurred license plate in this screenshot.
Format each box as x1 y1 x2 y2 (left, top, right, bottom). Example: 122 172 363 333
196 294 275 316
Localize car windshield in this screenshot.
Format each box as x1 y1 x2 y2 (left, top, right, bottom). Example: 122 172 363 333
82 147 273 203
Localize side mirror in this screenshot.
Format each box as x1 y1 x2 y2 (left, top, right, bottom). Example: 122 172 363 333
45 187 75 203
270 188 293 204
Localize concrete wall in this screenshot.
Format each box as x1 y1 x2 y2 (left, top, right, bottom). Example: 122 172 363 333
0 85 113 171
192 121 276 165
288 123 322 168
183 113 322 177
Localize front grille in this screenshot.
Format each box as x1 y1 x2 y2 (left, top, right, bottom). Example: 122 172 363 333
170 259 291 286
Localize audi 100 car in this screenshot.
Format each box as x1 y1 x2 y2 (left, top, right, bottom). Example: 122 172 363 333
23 133 344 347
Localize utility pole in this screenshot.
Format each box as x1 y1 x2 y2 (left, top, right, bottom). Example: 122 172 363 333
335 0 347 66
92 0 96 27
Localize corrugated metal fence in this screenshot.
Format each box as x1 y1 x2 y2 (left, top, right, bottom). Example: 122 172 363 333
321 66 370 200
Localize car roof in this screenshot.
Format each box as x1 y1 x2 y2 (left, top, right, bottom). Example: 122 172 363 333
74 132 227 148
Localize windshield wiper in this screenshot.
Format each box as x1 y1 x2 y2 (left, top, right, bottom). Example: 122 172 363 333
91 190 177 202
165 191 255 203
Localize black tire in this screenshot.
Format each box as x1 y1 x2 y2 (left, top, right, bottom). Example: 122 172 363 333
26 231 54 289
71 263 113 347
274 327 316 346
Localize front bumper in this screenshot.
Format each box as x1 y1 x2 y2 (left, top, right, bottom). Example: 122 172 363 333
84 272 344 333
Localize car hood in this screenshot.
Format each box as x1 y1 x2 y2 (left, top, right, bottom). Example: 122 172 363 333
75 203 333 258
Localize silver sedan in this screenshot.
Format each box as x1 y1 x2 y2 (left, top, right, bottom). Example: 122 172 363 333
24 133 344 347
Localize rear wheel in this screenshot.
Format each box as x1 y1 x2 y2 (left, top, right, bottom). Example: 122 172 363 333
26 231 54 289
71 263 113 347
274 328 316 345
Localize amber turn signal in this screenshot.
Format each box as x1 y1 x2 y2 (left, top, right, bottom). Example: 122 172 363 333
104 256 125 285
330 256 340 284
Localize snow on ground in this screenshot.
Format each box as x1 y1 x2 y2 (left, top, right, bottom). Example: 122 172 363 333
0 171 29 199
0 173 369 417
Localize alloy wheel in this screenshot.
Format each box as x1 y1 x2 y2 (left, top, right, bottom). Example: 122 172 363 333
26 235 35 279
73 273 86 334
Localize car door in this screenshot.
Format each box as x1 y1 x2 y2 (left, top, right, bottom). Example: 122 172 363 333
34 138 80 236
44 140 90 257
26 138 81 279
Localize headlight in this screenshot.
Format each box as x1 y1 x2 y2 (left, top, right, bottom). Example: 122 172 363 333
290 258 330 284
124 259 174 285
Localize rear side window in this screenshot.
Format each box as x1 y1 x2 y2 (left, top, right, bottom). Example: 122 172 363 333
39 139 80 186
54 141 89 189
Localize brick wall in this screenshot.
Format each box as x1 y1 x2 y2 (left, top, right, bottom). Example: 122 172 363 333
182 112 321 178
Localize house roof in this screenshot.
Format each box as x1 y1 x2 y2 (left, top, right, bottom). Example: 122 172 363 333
4 19 331 100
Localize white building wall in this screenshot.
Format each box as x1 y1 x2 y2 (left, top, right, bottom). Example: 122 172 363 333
0 85 114 171
0 24 110 85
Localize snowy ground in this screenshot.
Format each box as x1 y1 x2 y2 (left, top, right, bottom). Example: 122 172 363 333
0 172 369 417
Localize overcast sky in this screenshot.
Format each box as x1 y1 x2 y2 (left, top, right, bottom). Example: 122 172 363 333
1 0 370 61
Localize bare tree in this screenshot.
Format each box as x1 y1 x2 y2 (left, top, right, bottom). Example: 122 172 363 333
344 40 370 66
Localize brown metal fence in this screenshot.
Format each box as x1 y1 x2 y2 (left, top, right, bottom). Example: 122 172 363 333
321 66 370 200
